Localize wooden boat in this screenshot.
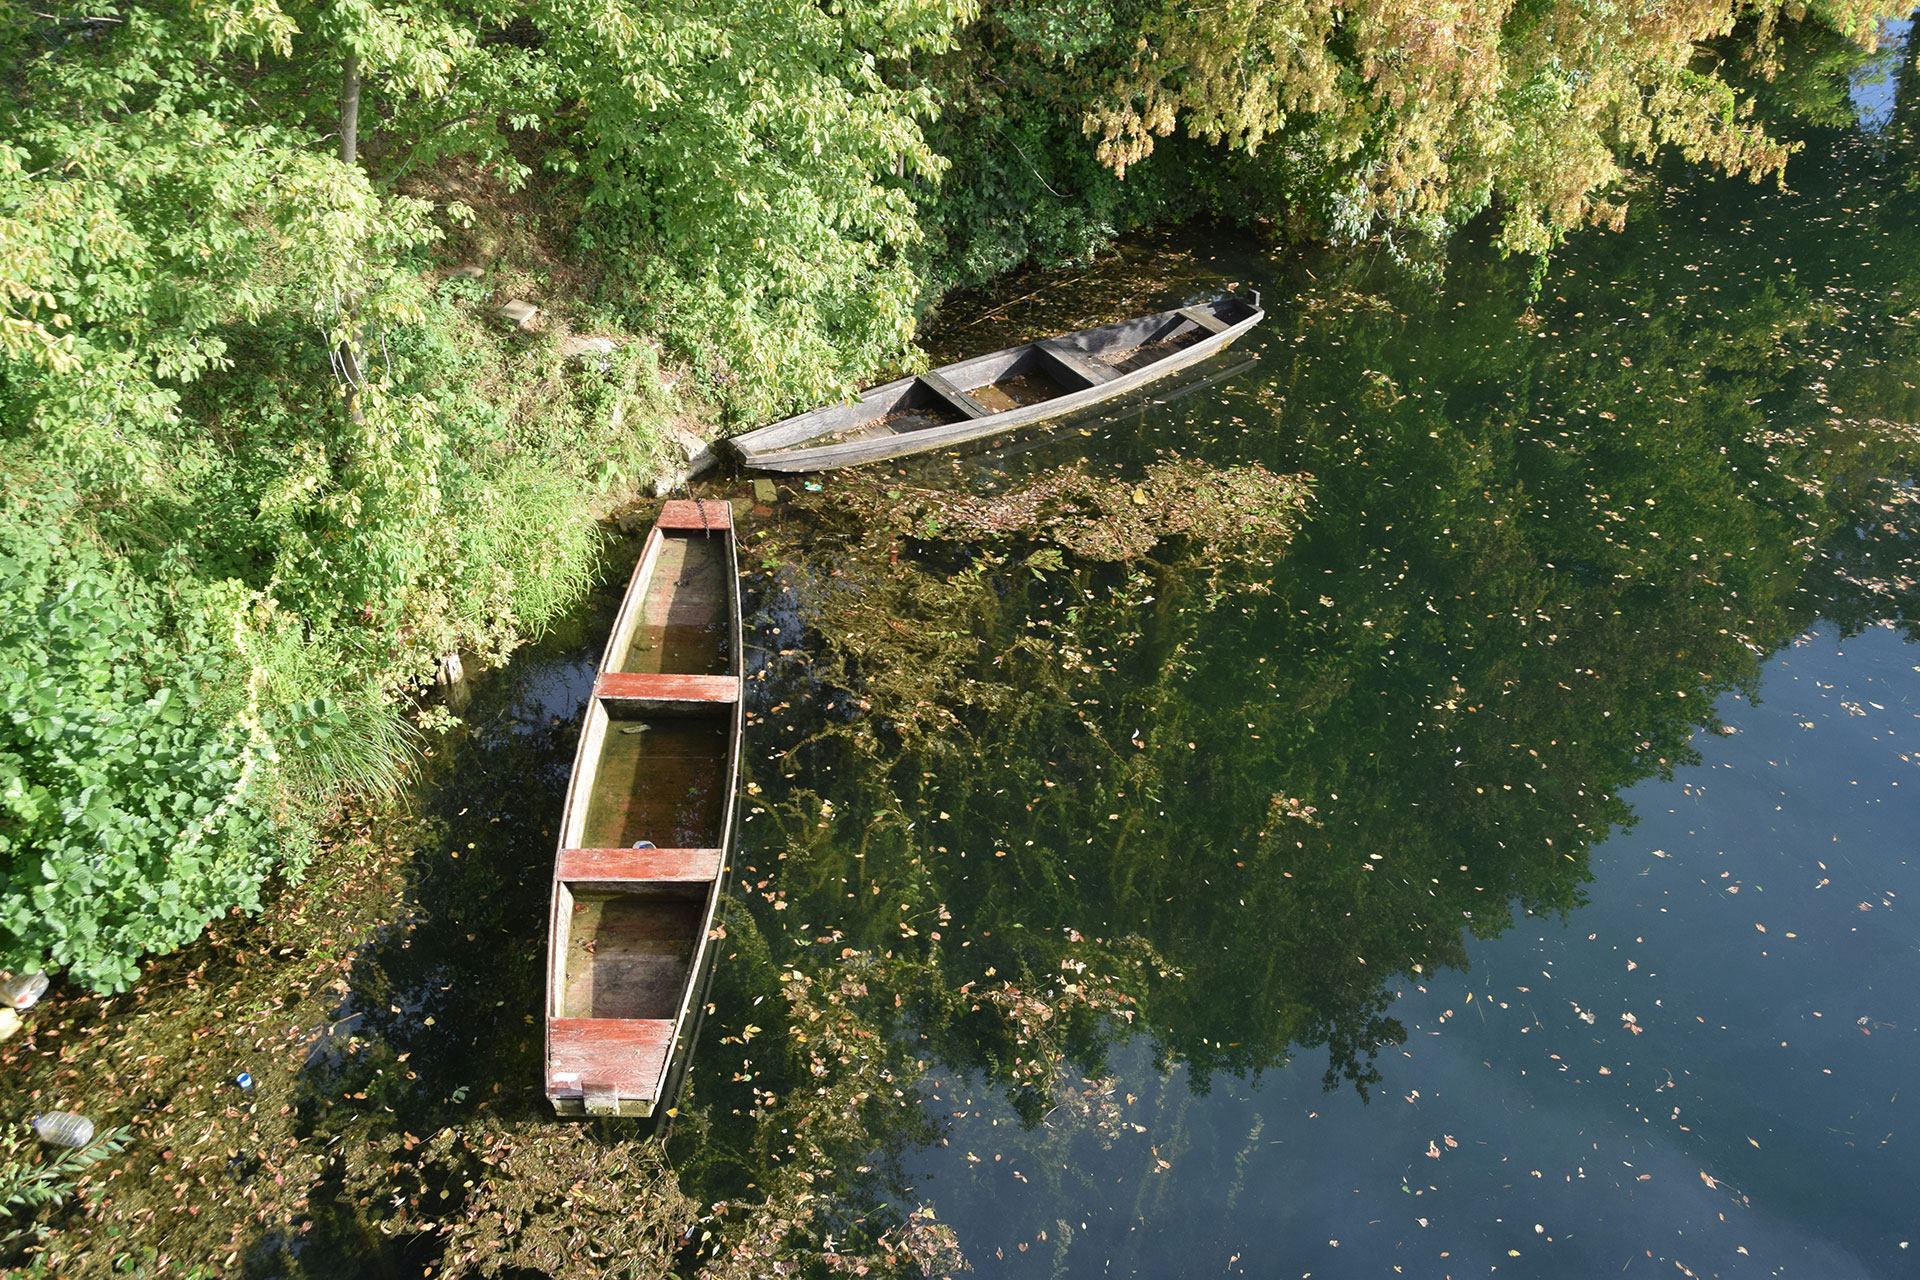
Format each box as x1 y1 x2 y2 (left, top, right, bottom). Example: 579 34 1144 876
728 294 1265 472
544 498 742 1118
941 355 1262 475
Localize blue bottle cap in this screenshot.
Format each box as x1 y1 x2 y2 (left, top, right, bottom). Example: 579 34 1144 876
235 1071 255 1090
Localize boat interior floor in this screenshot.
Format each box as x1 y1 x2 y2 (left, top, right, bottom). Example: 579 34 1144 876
561 893 702 1019
620 535 731 675
1104 328 1205 374
582 715 729 849
969 369 1073 413
828 405 966 445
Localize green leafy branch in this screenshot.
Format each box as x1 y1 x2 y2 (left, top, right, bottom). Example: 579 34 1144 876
0 1124 133 1252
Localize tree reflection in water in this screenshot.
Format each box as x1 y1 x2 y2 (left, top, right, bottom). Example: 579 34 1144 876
687 70 1920 1263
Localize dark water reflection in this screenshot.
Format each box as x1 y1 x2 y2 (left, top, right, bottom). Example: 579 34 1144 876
889 624 1918 1278
698 28 1920 1280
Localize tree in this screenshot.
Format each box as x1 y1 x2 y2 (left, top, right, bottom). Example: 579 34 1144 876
543 0 976 417
920 0 1913 271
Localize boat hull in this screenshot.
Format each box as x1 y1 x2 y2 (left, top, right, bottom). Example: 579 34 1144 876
730 297 1263 472
544 499 742 1118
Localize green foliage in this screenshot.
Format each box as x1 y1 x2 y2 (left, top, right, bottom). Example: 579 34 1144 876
919 110 1179 292
553 0 977 417
454 452 604 641
994 0 1114 61
250 629 418 804
917 0 1912 286
0 0 441 416
1 1123 132 1255
0 507 278 992
0 0 678 987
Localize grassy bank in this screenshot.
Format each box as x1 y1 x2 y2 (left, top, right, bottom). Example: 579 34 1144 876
1 242 695 991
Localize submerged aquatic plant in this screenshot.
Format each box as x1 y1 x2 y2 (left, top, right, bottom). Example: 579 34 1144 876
805 458 1311 562
1 1124 131 1257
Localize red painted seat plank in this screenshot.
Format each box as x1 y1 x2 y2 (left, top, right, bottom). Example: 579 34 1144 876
594 672 739 703
547 1018 674 1096
556 847 723 883
655 500 732 532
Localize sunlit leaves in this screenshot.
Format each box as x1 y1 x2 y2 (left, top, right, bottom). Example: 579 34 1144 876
548 0 975 415
0 505 280 991
1083 0 1911 253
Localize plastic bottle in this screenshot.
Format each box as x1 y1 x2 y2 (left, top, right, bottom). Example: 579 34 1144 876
1 971 50 1011
31 1112 95 1148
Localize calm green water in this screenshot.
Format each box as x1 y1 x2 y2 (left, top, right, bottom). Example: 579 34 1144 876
703 21 1920 1279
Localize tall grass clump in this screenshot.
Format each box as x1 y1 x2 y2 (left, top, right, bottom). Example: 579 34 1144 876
460 455 603 641
248 626 421 806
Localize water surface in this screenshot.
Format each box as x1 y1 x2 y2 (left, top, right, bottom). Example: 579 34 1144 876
708 32 1920 1278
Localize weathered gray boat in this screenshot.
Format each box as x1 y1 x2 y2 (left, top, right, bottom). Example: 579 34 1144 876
544 499 741 1118
728 294 1264 472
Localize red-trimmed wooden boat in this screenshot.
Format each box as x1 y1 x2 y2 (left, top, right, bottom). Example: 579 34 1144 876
727 294 1263 473
545 499 742 1118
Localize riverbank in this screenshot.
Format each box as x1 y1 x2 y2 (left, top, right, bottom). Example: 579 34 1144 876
8 0 1908 1002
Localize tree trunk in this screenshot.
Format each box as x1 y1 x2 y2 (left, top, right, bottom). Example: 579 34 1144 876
340 49 360 167
1886 18 1918 174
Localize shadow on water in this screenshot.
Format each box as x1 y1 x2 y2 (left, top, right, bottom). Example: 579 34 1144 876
225 529 717 1277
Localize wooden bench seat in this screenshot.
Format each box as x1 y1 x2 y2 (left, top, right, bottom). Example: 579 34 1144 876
594 672 740 703
655 499 732 532
1176 306 1231 335
1038 338 1120 387
556 847 723 885
547 1017 674 1110
919 369 991 419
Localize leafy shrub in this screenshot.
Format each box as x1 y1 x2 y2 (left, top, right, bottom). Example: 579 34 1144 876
553 0 974 419
0 506 287 992
920 110 1187 294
